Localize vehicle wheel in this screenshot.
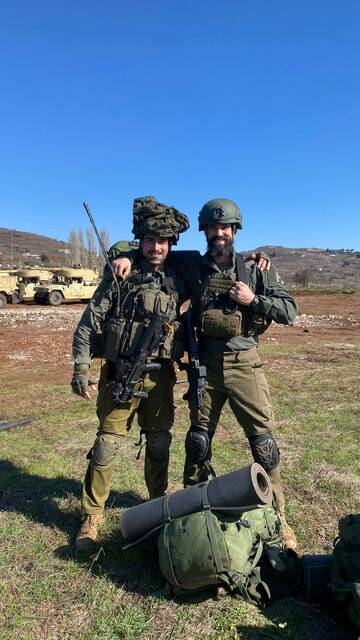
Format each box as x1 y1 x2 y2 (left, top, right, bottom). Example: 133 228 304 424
34 293 45 305
0 293 7 307
48 290 63 306
11 292 20 304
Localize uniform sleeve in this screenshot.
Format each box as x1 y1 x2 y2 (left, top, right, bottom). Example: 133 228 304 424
167 250 201 303
249 266 298 325
72 272 115 365
108 241 138 262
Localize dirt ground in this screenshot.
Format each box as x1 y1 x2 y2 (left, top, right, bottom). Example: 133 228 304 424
0 293 359 421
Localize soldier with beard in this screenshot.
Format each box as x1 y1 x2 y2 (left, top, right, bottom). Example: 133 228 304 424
111 198 298 550
182 198 298 550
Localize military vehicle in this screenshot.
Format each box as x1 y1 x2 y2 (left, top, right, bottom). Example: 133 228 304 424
34 268 100 305
0 272 19 307
17 268 56 302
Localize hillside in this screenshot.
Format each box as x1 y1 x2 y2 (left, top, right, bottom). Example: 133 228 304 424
253 245 360 288
0 228 69 268
1 228 360 287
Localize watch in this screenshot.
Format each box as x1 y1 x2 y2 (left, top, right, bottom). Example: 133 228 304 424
250 294 260 311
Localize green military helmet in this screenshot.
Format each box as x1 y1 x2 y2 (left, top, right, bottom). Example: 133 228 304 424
132 196 189 245
198 198 242 231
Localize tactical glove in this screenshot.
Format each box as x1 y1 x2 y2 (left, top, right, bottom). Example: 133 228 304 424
247 251 271 272
71 363 90 397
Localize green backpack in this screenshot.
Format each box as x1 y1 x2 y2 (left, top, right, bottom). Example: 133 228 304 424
156 488 297 606
329 513 360 630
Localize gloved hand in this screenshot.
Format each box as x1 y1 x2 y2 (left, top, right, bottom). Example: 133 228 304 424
247 252 271 272
71 364 92 399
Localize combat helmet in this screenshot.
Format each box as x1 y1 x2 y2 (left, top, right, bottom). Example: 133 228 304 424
198 198 242 231
132 196 189 245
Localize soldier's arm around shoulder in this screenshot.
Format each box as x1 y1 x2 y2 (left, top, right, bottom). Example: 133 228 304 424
166 250 201 301
72 271 115 365
249 265 298 325
108 240 138 262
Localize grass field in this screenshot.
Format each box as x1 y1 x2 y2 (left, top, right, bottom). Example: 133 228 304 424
0 297 359 639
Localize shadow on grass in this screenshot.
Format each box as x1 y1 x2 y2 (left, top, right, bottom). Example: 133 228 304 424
0 459 143 540
0 460 163 596
232 597 351 640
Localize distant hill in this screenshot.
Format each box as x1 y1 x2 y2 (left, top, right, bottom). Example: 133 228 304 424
0 228 69 268
1 228 360 288
251 245 360 288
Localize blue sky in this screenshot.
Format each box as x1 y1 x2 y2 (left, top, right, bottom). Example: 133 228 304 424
0 0 359 252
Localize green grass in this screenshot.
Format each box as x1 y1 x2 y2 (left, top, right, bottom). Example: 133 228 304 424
0 329 359 639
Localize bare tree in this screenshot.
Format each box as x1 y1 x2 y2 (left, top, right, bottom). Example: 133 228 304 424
86 227 97 269
68 229 81 266
96 228 111 268
99 228 110 251
293 269 310 286
78 230 86 266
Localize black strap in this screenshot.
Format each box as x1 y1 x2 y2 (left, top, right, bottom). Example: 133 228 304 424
161 495 180 587
200 484 224 575
235 253 247 283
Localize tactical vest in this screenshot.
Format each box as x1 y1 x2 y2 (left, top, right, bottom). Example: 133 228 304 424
103 270 178 362
199 254 268 339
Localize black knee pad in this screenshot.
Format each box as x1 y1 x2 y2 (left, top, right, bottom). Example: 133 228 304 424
92 433 120 467
146 431 172 461
185 426 212 464
249 432 280 472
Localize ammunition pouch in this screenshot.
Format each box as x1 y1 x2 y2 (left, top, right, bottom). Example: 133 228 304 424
103 275 177 362
90 331 105 359
202 272 235 296
201 308 243 339
103 317 127 362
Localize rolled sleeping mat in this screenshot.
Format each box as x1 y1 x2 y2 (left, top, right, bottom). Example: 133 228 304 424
120 463 272 548
302 554 334 603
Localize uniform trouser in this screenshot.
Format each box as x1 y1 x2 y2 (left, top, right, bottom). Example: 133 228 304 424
184 346 285 510
81 360 176 515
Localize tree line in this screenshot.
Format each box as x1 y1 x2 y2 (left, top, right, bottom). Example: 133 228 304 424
66 227 111 271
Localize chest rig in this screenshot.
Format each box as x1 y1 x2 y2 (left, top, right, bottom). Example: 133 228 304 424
199 254 250 339
104 269 178 362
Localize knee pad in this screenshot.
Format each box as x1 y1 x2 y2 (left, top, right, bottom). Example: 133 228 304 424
249 432 280 472
92 433 120 467
146 431 172 461
185 426 212 464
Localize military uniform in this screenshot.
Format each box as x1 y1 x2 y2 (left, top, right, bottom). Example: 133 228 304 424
180 250 297 512
109 197 298 548
72 197 191 550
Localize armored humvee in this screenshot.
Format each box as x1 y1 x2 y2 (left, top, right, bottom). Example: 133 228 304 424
17 268 56 302
0 272 19 307
34 268 100 305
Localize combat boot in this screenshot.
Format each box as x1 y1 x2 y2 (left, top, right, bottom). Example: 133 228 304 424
75 514 103 552
278 509 298 551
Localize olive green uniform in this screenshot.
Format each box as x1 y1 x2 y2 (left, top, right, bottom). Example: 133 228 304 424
178 250 297 510
108 246 297 511
73 255 190 514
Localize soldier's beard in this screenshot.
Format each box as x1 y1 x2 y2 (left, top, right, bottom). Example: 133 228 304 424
207 237 234 257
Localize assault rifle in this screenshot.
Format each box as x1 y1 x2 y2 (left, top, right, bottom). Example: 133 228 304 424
180 309 207 410
112 308 170 406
